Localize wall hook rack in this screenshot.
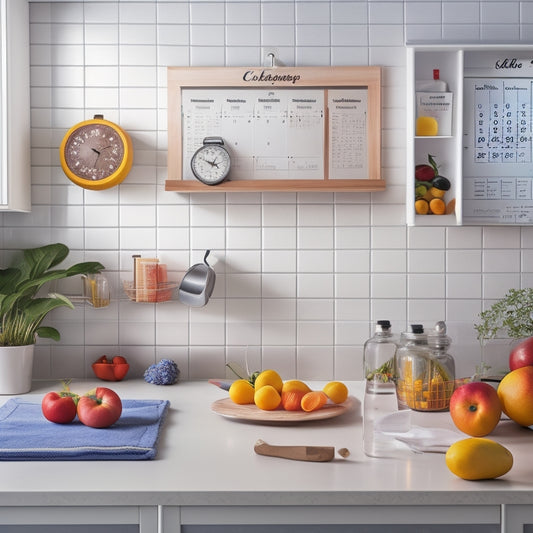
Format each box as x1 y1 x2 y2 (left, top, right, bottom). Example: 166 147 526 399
267 52 276 67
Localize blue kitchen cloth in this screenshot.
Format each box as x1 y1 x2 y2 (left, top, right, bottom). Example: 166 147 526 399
0 398 170 461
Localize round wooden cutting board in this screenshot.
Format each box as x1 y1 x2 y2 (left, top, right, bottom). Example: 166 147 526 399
211 396 354 423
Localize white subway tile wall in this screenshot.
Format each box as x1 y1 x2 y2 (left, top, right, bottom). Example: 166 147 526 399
5 0 532 382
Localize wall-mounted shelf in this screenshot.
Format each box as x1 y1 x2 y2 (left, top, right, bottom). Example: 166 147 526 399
407 43 533 227
166 66 384 193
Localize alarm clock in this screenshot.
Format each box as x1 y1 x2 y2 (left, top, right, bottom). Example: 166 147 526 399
190 137 231 185
59 114 133 190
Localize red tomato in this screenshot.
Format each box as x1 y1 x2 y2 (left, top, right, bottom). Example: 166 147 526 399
112 355 127 365
41 391 78 424
77 387 122 428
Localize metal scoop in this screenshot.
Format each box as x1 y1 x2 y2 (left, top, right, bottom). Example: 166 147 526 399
178 250 216 307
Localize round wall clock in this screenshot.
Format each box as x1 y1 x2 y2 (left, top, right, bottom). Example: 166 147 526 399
59 114 133 190
190 137 231 185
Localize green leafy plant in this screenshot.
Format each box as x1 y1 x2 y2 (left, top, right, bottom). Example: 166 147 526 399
474 288 533 342
0 243 104 346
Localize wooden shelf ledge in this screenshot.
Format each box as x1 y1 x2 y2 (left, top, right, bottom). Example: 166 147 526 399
165 179 386 193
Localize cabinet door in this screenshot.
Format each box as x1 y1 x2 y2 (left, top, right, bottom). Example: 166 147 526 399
169 505 500 533
504 504 533 532
0 0 30 211
0 506 157 533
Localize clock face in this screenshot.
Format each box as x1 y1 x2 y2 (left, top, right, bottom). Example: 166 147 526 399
191 144 231 185
63 123 126 181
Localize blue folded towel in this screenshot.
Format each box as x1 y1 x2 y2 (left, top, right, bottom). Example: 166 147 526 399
0 398 170 461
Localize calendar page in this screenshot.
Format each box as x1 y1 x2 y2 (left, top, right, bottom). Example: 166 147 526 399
327 89 368 180
463 77 533 224
181 88 325 181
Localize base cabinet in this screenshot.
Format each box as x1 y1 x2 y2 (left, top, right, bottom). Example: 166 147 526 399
1 504 533 532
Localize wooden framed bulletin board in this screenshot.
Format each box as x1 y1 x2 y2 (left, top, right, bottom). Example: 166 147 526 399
166 66 383 192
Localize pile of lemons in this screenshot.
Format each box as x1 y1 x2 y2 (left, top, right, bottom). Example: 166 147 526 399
228 369 348 412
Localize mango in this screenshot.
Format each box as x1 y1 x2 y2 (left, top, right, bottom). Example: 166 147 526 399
445 438 513 480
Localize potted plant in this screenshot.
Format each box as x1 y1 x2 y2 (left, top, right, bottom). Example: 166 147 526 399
474 288 533 377
0 243 104 394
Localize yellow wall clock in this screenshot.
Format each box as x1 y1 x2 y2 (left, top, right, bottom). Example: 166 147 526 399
59 114 133 190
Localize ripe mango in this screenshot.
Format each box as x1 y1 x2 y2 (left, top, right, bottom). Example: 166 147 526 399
445 438 513 480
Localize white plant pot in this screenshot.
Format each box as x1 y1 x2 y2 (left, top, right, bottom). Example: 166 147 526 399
0 345 34 394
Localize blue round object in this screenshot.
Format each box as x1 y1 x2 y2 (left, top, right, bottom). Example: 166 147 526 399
144 358 180 385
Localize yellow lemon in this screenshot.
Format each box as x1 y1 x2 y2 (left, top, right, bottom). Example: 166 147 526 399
445 438 513 480
323 381 348 404
282 379 311 394
254 369 283 393
254 385 281 411
416 116 438 136
228 379 255 405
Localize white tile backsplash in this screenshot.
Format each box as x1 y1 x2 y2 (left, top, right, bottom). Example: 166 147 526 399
12 0 533 383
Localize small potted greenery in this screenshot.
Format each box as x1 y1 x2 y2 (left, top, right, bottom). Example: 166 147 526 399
474 288 533 342
474 288 533 377
0 243 104 393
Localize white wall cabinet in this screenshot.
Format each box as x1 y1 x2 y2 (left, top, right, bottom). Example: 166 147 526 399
0 0 30 212
407 44 533 227
406 45 463 226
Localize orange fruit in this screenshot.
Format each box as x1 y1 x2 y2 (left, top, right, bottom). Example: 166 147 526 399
254 385 281 410
281 379 311 394
301 391 328 412
415 198 429 215
429 197 446 215
497 366 533 427
254 369 283 393
228 379 255 405
281 390 306 411
323 381 348 404
446 198 456 214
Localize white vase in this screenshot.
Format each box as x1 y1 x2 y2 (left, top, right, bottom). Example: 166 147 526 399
0 345 34 394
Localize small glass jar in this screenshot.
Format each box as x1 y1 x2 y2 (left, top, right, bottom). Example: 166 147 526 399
395 322 455 412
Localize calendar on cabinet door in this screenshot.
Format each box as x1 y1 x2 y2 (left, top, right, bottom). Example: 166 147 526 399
463 77 533 224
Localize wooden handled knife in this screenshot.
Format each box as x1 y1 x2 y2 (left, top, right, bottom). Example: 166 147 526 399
254 439 335 462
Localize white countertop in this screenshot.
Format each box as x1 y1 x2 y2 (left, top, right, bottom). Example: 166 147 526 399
0 379 532 508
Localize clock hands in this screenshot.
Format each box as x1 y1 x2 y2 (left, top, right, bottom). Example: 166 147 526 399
91 145 112 167
199 156 220 169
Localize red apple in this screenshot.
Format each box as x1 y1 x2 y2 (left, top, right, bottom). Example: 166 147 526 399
449 382 502 437
77 387 122 428
509 336 533 371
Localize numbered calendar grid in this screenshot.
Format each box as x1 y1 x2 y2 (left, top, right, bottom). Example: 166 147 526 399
474 79 533 164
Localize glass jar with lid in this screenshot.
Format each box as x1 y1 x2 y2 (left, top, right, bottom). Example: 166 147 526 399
395 322 455 411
